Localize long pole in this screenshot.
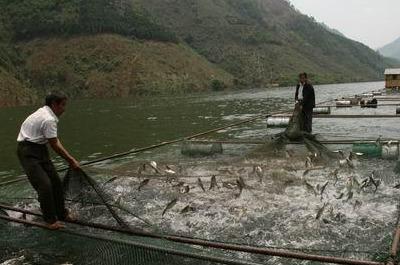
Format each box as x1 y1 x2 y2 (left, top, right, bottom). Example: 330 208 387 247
0 204 385 265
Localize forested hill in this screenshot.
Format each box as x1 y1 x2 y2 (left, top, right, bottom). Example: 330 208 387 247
0 0 398 107
134 0 398 85
379 37 400 61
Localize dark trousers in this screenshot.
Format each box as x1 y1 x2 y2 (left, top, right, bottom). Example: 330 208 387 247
17 141 67 223
302 109 313 133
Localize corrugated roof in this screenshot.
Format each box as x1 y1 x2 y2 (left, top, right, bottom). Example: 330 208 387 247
385 68 400 75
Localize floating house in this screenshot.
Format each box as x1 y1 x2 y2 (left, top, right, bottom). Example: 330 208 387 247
385 68 400 88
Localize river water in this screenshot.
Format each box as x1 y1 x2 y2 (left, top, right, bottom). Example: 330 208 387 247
1 81 400 265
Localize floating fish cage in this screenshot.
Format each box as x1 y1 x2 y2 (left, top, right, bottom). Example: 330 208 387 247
396 107 400 114
181 141 223 157
313 107 331 115
361 93 374 98
266 116 290 127
352 143 382 158
372 91 383 96
335 100 352 108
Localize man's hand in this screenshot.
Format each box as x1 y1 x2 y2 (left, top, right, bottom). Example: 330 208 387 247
48 138 80 169
69 158 80 170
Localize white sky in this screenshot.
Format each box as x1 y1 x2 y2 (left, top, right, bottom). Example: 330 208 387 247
289 0 400 49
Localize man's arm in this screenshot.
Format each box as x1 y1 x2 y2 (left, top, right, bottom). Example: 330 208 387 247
303 84 315 109
48 138 80 169
295 84 300 101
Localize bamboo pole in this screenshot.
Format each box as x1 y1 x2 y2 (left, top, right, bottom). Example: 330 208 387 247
186 139 398 145
268 114 400 119
0 204 385 265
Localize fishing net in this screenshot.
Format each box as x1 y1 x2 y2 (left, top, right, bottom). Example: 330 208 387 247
0 217 262 265
247 103 337 163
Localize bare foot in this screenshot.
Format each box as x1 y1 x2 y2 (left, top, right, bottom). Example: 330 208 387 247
47 221 64 230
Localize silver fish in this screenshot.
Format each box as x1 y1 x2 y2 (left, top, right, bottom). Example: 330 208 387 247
138 179 150 191
181 205 195 214
103 176 118 185
394 183 400 189
305 157 313 168
162 198 178 216
305 181 317 196
209 175 218 190
223 181 237 190
236 179 244 198
138 163 146 174
254 166 263 183
320 181 329 197
346 191 354 201
197 178 206 192
316 203 328 220
335 193 344 199
180 185 190 194
353 200 362 210
149 161 161 174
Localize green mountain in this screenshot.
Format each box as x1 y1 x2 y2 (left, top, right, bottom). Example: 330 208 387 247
133 0 397 86
0 0 398 107
379 37 400 61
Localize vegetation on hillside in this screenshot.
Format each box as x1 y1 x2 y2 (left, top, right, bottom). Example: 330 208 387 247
1 0 176 42
135 0 397 86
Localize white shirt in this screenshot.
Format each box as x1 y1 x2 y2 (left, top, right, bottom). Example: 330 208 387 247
17 106 59 144
298 84 304 100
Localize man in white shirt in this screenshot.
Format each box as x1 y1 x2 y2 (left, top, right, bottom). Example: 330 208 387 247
17 92 80 230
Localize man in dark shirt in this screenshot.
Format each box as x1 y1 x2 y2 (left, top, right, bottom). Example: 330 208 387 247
295 73 316 133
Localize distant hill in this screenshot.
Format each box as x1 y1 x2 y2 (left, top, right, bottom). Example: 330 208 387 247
379 37 400 61
0 0 398 107
134 0 396 86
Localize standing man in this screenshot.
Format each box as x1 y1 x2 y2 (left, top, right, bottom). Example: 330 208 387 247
295 72 316 133
17 92 80 230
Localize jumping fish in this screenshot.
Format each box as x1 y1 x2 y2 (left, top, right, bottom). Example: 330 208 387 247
138 179 150 191
394 183 400 189
254 166 263 183
181 205 195 214
333 150 345 158
209 175 218 190
138 163 146 174
304 181 317 196
162 198 178 216
149 161 161 174
197 178 206 192
223 181 237 190
330 169 339 186
335 193 344 199
346 191 354 201
316 203 328 220
369 172 381 193
353 200 362 210
0 208 8 217
235 177 247 198
305 157 313 169
320 181 329 197
103 176 118 185
180 185 190 194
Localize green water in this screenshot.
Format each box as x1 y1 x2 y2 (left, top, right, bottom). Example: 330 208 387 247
0 81 386 182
